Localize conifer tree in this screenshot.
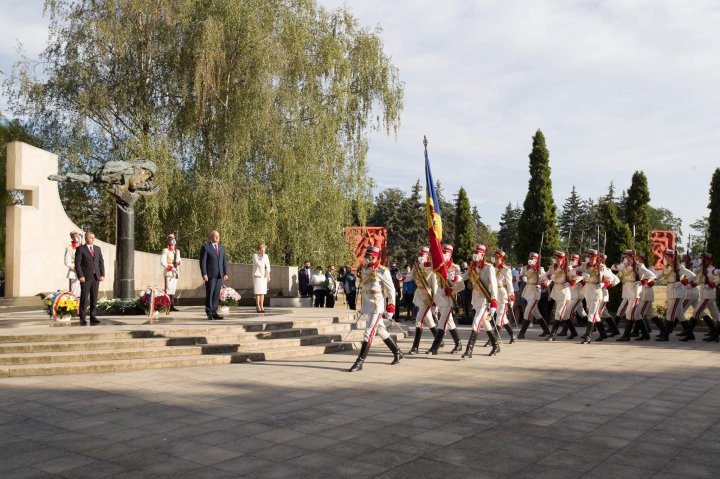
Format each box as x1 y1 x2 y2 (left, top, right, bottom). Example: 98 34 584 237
498 203 522 261
454 187 474 262
625 171 651 257
517 130 559 266
708 168 720 260
558 185 582 251
600 199 631 310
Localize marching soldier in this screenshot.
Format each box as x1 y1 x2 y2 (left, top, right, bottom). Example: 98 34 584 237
161 234 182 311
545 251 577 341
678 254 700 338
399 246 442 354
559 254 587 338
656 249 696 340
64 230 83 296
573 249 614 343
611 250 645 339
349 246 403 372
460 245 500 358
426 244 464 355
598 253 621 335
693 253 720 342
517 252 551 339
493 250 517 343
627 252 668 341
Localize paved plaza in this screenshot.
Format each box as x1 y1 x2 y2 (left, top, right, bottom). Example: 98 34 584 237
0 321 719 479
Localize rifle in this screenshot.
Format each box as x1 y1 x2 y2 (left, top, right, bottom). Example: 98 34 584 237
702 232 709 286
172 231 180 279
537 231 545 271
631 225 639 281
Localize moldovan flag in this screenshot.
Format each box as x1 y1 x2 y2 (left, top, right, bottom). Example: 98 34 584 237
425 144 448 281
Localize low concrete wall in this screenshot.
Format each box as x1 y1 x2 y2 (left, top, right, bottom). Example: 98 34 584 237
5 141 299 299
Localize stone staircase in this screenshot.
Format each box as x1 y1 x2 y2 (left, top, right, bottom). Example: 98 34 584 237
0 315 407 377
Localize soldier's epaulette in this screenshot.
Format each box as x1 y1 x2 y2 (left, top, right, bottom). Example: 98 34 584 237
376 265 387 274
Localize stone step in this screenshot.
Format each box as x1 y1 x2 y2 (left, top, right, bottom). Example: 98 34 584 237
0 330 158 344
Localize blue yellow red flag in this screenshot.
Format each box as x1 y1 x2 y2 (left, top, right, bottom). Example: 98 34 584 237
424 138 448 281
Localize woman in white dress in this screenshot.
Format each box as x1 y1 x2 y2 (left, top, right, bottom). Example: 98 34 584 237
252 243 271 312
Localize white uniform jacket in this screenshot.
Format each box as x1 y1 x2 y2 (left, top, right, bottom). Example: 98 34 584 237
359 265 396 314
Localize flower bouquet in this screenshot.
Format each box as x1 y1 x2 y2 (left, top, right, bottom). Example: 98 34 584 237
219 286 241 313
138 288 172 316
43 290 80 321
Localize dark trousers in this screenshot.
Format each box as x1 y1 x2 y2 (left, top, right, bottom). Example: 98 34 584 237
314 290 326 307
205 277 223 317
326 294 336 308
79 277 99 320
346 292 357 310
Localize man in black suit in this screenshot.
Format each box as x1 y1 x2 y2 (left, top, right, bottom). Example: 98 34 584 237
74 231 105 325
200 230 229 320
299 260 313 297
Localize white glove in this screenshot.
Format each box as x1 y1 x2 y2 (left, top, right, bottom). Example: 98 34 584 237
581 273 590 280
536 285 541 291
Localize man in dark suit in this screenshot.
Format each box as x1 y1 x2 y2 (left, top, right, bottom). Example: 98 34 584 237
74 231 105 325
200 230 229 320
299 260 313 297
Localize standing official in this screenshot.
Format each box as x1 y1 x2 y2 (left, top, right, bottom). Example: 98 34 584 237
399 247 441 355
160 234 181 311
348 246 402 372
199 230 229 320
299 261 313 299
74 231 105 326
64 230 82 296
426 244 464 355
461 245 500 358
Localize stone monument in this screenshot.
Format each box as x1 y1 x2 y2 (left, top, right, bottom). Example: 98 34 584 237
48 161 160 298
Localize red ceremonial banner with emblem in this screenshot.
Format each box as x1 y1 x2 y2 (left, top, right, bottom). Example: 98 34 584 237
650 230 676 269
344 227 388 268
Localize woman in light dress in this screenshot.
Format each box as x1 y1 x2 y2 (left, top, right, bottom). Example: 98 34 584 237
252 243 271 313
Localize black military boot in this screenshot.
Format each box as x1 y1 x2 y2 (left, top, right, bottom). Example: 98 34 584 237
408 328 422 355
667 318 679 336
504 323 515 344
703 324 720 342
169 295 179 312
546 321 560 341
349 341 370 372
679 321 695 341
606 316 620 337
576 312 588 327
581 323 594 344
383 337 403 365
462 331 477 359
487 330 501 356
596 322 608 341
643 317 653 334
449 328 463 353
616 319 632 341
702 316 716 336
430 327 444 347
566 320 578 339
558 322 569 336
426 329 445 355
517 320 530 339
651 316 669 341
538 318 551 337
687 318 699 334
630 320 641 337
635 319 650 340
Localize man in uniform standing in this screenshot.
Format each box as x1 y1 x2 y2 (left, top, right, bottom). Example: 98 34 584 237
426 244 464 355
161 234 181 311
398 247 441 355
460 245 500 358
64 230 83 296
348 246 403 372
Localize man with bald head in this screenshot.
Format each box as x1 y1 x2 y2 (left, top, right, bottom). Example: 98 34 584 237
200 230 229 320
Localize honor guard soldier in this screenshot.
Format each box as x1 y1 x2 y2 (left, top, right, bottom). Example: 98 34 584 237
611 250 645 339
349 246 403 372
657 249 696 340
493 250 517 343
460 245 500 358
546 251 577 341
678 254 701 338
693 253 720 342
623 252 668 340
517 252 551 339
399 246 442 354
598 253 621 335
559 254 587 338
426 244 464 355
64 230 83 296
161 234 182 311
574 249 614 343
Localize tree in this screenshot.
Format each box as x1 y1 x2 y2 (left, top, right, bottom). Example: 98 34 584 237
369 188 406 263
498 202 522 262
434 181 455 246
517 130 559 266
453 187 474 263
708 168 720 260
648 207 682 235
625 171 651 257
6 0 403 266
599 199 631 310
473 206 497 253
394 180 425 266
558 185 582 251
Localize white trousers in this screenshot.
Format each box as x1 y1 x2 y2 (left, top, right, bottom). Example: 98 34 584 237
693 298 720 321
165 276 178 295
631 300 656 320
523 299 544 321
68 279 81 296
666 299 686 322
438 305 457 331
415 304 437 329
362 313 390 343
471 301 492 333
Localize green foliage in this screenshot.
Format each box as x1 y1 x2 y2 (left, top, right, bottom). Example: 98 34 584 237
648 207 682 235
497 202 521 262
517 130 559 267
6 0 403 266
394 180 426 266
473 206 497 254
453 187 474 262
558 185 582 251
708 168 720 260
625 171 651 257
599 199 631 311
369 187 406 264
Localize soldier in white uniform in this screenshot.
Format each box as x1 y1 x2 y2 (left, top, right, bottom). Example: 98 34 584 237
460 245 500 358
678 253 701 338
349 246 403 372
656 249 696 341
611 250 645 339
64 230 83 296
399 246 442 354
598 253 621 335
558 254 587 338
693 253 720 342
517 252 551 339
546 251 578 341
573 249 614 343
160 234 182 311
493 250 517 343
426 244 464 355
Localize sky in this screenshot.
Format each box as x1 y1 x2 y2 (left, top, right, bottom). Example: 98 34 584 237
2 0 720 233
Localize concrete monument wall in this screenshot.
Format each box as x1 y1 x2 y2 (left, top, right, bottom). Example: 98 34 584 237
5 142 298 299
